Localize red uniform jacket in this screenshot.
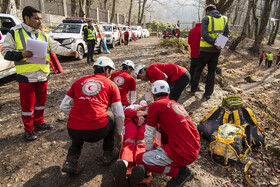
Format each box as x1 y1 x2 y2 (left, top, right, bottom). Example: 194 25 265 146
188 23 201 58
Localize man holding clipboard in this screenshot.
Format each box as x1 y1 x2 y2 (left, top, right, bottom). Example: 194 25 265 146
1 6 78 141
190 4 229 99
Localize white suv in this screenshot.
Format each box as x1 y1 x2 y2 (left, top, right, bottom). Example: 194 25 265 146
0 13 21 79
101 23 121 48
50 21 105 60
131 26 143 39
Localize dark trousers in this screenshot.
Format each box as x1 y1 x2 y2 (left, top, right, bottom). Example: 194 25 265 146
125 35 129 45
259 58 263 66
268 60 272 68
189 58 199 83
87 40 95 63
169 72 191 101
191 51 220 96
67 114 115 157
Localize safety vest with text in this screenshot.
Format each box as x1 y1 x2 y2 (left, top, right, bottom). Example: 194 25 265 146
86 26 96 40
14 28 50 74
200 15 228 48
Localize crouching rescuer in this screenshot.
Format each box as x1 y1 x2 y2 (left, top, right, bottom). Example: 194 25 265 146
135 80 201 187
60 56 125 174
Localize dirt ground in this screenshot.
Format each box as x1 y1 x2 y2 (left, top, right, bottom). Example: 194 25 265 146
0 37 279 187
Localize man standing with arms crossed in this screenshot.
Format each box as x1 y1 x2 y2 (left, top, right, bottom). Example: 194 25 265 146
84 20 96 64
190 4 229 99
1 6 78 141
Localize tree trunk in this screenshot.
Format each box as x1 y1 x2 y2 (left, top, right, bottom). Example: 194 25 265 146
271 21 279 45
268 1 280 45
230 0 253 51
138 0 141 24
252 0 259 39
232 0 241 26
71 0 77 17
104 0 108 10
79 0 86 17
250 0 274 55
206 0 235 15
139 0 147 24
110 0 116 22
128 0 133 26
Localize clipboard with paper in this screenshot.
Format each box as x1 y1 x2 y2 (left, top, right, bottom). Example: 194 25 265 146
214 34 228 49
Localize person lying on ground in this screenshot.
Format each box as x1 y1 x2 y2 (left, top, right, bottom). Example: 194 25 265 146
113 100 148 187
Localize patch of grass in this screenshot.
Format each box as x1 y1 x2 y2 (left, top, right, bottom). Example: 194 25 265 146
160 38 188 50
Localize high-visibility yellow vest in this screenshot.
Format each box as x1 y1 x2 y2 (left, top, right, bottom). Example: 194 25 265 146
14 28 50 74
200 15 228 48
267 54 273 61
86 26 96 40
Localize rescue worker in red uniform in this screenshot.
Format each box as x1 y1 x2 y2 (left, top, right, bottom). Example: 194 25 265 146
135 63 191 102
136 80 201 187
1 6 78 141
110 60 136 107
60 56 125 174
113 101 148 187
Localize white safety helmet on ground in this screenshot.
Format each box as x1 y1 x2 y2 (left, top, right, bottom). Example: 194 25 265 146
151 80 170 94
122 60 135 69
93 56 115 70
134 65 146 76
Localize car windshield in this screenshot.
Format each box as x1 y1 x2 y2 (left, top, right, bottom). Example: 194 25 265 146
103 26 112 31
131 27 137 30
53 24 81 33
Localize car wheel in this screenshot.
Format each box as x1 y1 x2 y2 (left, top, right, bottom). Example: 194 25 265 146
76 44 84 60
118 38 121 45
98 41 104 54
111 39 115 48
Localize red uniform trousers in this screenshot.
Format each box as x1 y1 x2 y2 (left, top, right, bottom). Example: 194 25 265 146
19 81 48 131
136 146 188 178
120 120 146 166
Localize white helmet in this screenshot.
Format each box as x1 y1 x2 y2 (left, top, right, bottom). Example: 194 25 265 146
134 65 145 76
94 56 115 70
151 80 170 94
122 60 135 69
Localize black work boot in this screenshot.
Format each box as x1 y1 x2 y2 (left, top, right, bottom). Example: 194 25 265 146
62 155 83 174
128 165 145 187
112 160 129 187
103 148 119 166
166 166 193 187
25 131 37 141
34 123 53 131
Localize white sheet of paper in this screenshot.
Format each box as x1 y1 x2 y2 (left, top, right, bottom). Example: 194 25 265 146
145 91 153 101
26 38 47 64
214 34 228 49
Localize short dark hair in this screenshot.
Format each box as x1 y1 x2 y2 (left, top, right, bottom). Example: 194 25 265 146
122 64 133 71
206 4 216 12
22 6 41 23
94 66 112 74
155 93 168 97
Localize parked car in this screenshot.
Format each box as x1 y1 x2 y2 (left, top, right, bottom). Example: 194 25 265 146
142 29 150 38
131 26 143 39
50 20 105 60
0 13 21 79
100 23 121 48
120 25 132 41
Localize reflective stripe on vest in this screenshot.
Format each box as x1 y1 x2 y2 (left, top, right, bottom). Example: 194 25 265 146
200 15 228 48
86 27 96 40
14 28 50 74
267 54 273 61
